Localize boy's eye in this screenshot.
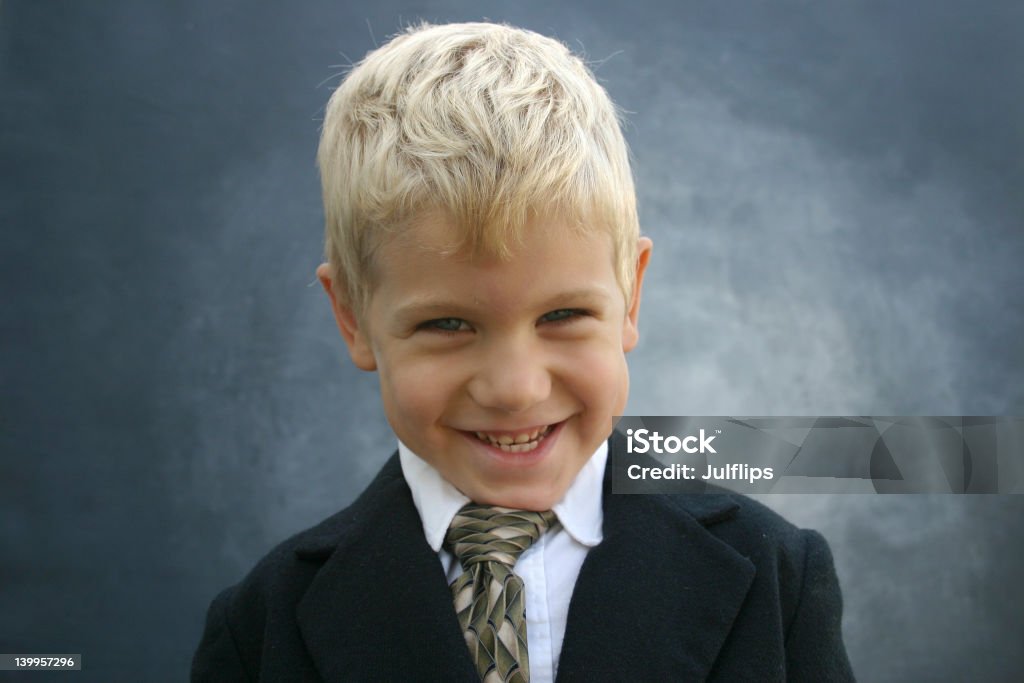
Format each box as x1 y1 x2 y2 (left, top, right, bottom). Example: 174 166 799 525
420 318 470 333
540 308 587 324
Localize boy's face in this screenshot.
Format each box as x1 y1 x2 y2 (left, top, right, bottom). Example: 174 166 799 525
317 214 652 511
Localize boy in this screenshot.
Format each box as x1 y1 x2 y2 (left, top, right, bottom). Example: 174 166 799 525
192 21 854 682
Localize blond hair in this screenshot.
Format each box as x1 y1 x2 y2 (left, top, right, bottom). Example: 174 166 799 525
317 21 639 314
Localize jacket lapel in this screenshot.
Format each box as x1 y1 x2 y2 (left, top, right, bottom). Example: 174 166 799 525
294 456 478 682
555 430 756 681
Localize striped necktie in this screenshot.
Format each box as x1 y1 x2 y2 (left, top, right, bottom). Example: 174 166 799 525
445 504 558 683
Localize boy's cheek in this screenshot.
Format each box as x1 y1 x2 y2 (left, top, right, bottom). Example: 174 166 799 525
558 351 630 422
378 361 457 420
565 342 629 380
600 357 631 416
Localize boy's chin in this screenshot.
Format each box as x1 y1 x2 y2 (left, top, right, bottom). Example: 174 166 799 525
466 483 567 512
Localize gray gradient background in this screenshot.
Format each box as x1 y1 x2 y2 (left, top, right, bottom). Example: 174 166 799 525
2 1 1022 681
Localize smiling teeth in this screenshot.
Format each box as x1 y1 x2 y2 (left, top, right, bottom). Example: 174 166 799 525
474 425 553 452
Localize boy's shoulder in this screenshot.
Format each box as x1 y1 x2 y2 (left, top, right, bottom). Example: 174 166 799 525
604 428 836 621
205 455 405 612
607 427 819 553
192 454 411 679
660 484 830 601
667 481 815 556
237 453 408 581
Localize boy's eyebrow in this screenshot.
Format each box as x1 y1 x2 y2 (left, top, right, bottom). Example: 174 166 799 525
393 287 615 321
537 287 615 308
392 300 478 322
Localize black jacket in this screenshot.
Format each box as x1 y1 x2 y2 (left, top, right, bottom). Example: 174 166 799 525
192 430 855 681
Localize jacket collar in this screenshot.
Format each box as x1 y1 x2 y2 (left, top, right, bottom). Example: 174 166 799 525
293 430 754 681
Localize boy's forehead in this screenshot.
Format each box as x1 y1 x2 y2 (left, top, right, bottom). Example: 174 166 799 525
378 208 603 265
389 210 470 258
368 211 618 303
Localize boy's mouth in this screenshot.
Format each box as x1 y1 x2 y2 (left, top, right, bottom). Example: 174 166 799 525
471 424 556 453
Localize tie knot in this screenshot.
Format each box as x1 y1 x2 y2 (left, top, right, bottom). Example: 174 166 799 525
445 504 558 570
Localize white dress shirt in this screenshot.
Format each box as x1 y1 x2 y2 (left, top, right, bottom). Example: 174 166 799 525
398 439 607 683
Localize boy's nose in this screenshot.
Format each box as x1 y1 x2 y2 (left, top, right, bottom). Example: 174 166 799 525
467 342 551 413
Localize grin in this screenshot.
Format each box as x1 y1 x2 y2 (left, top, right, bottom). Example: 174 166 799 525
471 424 556 453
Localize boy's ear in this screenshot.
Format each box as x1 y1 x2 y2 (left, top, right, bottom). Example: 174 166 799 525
315 263 377 371
622 237 653 353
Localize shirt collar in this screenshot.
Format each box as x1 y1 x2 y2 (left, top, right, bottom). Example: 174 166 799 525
398 438 607 552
